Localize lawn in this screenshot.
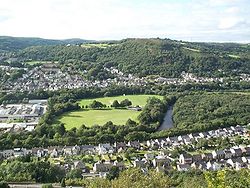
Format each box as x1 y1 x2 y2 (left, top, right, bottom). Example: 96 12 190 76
56 94 163 129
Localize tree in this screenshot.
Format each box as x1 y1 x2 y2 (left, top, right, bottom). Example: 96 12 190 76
111 100 120 108
125 131 148 141
126 118 137 126
225 169 250 187
54 124 66 136
41 184 53 188
31 161 65 183
0 182 10 188
120 99 132 107
66 169 83 179
111 168 172 188
138 97 166 124
205 170 226 188
89 100 106 109
106 166 120 180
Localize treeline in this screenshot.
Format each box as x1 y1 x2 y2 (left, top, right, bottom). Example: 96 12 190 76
0 117 159 149
84 99 133 109
111 99 132 108
13 38 250 78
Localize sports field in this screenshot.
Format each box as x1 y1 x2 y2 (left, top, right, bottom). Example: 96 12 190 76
56 94 162 129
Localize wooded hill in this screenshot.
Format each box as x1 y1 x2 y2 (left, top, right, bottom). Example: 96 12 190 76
1 37 250 77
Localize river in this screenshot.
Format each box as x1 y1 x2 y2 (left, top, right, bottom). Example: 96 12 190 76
158 105 174 131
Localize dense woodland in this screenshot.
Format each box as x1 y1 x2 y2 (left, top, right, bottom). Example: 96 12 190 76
173 92 250 129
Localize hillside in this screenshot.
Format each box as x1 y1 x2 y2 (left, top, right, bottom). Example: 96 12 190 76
2 38 250 77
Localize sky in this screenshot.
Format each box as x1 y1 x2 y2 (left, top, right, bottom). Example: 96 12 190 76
0 0 249 42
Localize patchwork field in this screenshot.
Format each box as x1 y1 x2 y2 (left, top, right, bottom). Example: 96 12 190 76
56 94 163 129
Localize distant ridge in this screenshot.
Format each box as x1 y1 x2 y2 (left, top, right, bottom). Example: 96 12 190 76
62 38 95 44
0 36 91 51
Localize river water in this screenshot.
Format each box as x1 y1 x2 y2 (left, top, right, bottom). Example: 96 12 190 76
158 106 174 131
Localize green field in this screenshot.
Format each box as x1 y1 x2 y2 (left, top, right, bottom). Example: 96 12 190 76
81 43 117 49
24 61 58 65
56 95 162 129
183 47 200 52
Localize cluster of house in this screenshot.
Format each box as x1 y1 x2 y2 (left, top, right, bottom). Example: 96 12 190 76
145 125 248 149
148 71 250 86
177 146 250 171
154 72 224 85
240 73 250 82
130 145 250 173
104 67 148 87
3 64 92 91
0 125 248 176
0 100 47 132
3 63 249 92
0 65 27 71
181 72 224 84
2 64 148 92
0 145 125 176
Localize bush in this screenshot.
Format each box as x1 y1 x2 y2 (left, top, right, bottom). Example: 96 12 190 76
41 184 53 188
0 182 10 188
